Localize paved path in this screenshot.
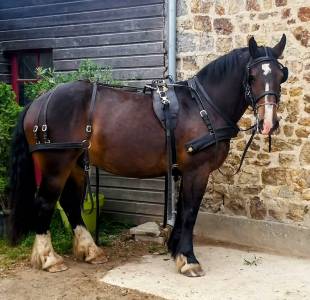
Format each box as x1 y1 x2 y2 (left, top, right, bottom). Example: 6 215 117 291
101 245 310 300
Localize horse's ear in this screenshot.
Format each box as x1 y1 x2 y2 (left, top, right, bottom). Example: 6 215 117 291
272 34 286 58
248 36 258 58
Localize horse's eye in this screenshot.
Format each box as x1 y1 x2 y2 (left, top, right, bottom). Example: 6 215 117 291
249 75 255 83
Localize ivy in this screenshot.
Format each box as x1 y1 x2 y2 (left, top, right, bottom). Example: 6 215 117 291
0 83 22 208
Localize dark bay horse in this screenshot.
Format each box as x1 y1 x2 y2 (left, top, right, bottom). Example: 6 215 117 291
9 35 287 276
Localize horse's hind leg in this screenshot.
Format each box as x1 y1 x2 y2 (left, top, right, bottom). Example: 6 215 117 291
59 165 107 264
31 153 74 272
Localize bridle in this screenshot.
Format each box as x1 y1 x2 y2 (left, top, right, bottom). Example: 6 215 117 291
243 50 288 113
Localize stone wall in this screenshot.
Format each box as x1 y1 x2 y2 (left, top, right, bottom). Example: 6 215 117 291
176 0 310 225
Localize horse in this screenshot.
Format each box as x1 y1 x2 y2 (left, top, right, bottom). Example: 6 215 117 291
9 35 287 276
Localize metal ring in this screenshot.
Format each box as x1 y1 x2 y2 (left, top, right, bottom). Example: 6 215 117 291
86 125 92 133
33 125 38 133
200 110 207 117
41 124 47 132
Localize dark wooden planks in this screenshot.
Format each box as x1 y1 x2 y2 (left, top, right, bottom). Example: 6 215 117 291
103 211 162 225
0 63 10 74
53 42 164 60
1 0 166 223
1 30 163 51
54 55 164 71
104 200 163 216
0 4 163 31
97 174 164 191
0 17 164 41
99 187 164 204
0 0 164 20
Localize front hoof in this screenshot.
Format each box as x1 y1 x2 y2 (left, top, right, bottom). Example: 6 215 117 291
176 254 205 277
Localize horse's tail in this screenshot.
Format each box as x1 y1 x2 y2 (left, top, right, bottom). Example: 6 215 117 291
9 104 37 244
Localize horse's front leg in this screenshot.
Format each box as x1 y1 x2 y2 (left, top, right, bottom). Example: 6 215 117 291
174 167 210 277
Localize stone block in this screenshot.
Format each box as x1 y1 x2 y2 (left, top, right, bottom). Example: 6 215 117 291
299 142 310 165
193 15 211 31
275 0 287 7
298 117 310 126
216 37 233 52
261 167 288 185
295 127 310 138
246 0 260 11
191 0 212 14
279 153 295 166
213 18 233 35
293 26 309 47
298 7 310 22
130 222 160 237
250 197 267 220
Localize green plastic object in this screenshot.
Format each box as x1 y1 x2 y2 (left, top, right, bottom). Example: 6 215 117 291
56 194 105 234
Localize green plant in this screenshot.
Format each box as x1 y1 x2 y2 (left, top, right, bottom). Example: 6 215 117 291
25 59 119 100
0 83 21 209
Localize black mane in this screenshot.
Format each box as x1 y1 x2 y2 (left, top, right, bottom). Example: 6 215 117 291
197 48 249 83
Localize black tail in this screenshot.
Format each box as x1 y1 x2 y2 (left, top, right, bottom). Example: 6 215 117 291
9 104 36 244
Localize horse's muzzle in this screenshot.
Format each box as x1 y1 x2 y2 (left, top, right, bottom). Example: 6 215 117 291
258 118 280 135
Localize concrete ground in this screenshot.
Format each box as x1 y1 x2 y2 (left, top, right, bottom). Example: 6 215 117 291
101 245 310 300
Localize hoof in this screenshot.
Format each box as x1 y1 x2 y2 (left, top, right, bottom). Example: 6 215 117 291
31 232 68 272
46 262 68 273
176 254 205 277
86 246 108 264
73 225 108 264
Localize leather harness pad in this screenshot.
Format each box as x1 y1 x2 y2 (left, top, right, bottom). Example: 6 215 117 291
152 85 179 130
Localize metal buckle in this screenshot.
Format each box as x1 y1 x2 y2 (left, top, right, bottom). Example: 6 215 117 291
41 124 47 132
200 110 207 117
86 125 92 133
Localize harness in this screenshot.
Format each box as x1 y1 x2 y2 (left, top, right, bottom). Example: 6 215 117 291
28 52 288 231
149 52 287 224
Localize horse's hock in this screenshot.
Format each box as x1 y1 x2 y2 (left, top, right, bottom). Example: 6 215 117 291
175 0 310 254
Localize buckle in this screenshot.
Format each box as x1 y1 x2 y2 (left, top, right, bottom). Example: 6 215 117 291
33 125 38 133
41 124 47 132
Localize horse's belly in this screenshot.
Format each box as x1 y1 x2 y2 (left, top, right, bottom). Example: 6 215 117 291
89 113 167 178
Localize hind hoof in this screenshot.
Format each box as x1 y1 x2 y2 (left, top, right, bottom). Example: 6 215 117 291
176 254 205 277
73 226 108 264
46 262 68 273
86 247 108 264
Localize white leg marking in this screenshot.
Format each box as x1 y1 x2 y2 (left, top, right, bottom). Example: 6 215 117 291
175 254 205 277
73 225 107 264
31 232 68 272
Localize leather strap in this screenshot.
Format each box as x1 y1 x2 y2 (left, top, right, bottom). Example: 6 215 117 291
29 141 89 152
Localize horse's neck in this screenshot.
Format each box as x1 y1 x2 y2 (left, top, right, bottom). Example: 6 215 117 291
197 57 249 125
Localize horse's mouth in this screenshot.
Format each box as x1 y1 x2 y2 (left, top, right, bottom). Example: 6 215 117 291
258 119 280 135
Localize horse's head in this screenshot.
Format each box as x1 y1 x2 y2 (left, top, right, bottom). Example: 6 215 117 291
245 34 288 135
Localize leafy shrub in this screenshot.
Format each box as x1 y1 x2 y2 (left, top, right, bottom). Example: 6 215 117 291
0 83 21 209
25 59 118 100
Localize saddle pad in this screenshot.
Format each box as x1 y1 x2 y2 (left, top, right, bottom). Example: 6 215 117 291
152 85 179 130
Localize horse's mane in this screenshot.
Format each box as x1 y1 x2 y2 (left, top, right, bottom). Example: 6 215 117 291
197 47 249 83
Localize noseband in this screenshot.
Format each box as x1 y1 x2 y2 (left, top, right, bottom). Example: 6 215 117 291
244 50 288 110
